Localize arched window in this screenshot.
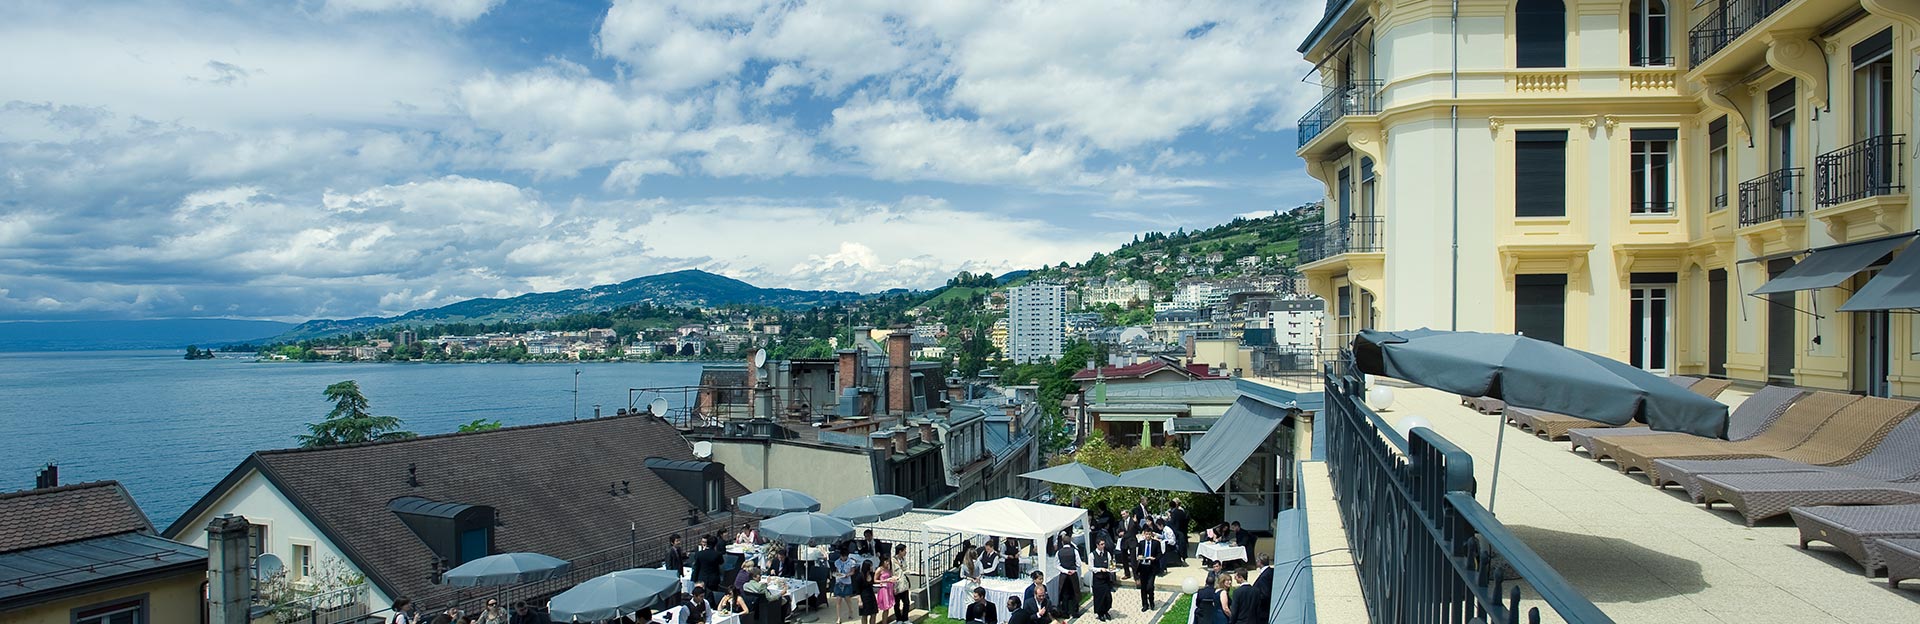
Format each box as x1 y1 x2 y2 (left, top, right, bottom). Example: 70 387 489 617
1630 0 1670 66
1516 0 1566 68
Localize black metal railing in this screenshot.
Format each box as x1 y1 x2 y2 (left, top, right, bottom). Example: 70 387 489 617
1321 363 1613 623
1713 192 1728 211
1688 0 1791 66
1816 134 1906 207
1298 215 1384 265
1298 79 1384 147
1738 167 1804 227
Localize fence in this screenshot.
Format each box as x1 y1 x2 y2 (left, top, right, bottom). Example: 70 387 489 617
1298 216 1385 265
627 385 820 427
1738 167 1803 227
275 583 370 624
1297 80 1385 147
1321 363 1612 623
1687 0 1791 65
1816 134 1906 207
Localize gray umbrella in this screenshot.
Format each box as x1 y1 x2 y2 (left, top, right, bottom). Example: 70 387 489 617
547 569 681 622
1115 466 1212 493
759 511 857 546
736 488 822 515
1020 462 1119 489
440 552 571 587
829 495 913 523
1352 328 1728 437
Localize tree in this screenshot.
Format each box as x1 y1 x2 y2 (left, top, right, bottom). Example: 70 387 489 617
297 381 415 448
1050 431 1224 529
458 418 503 433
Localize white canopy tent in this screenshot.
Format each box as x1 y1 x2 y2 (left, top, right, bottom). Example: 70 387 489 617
923 497 1089 542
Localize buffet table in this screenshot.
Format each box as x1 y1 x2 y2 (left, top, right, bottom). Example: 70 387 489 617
1195 542 1247 564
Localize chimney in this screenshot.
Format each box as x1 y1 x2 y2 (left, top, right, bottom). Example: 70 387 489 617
946 386 965 403
887 330 913 415
207 515 252 624
594 405 602 419
919 422 937 444
837 350 861 393
892 429 912 455
870 432 892 455
34 463 57 489
1005 404 1021 438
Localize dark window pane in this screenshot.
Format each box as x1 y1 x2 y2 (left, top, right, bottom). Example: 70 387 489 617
1514 274 1567 345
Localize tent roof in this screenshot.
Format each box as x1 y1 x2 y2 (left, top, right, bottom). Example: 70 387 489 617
921 497 1087 541
1184 397 1291 490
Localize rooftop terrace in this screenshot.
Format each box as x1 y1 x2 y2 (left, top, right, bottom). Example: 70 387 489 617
1316 384 1920 622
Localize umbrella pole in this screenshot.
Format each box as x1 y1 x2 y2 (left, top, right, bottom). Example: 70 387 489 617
1488 415 1508 515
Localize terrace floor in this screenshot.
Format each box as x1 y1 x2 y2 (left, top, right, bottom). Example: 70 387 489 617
1344 384 1920 622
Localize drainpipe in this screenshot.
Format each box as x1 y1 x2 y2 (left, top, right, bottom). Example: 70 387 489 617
1449 0 1461 331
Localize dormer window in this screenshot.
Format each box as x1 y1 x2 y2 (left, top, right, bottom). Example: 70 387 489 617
389 497 494 568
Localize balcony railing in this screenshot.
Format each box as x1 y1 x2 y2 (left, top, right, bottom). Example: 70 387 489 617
1298 215 1384 265
1323 364 1613 623
1688 0 1791 66
1297 79 1384 148
1816 134 1906 207
1738 167 1804 227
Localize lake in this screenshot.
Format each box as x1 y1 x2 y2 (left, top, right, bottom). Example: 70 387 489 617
0 350 702 527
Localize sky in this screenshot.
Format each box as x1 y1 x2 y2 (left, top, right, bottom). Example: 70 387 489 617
0 0 1327 323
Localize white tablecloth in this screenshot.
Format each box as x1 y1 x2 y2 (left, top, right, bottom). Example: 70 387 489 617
946 571 1071 624
1195 542 1247 563
769 576 819 612
709 613 742 624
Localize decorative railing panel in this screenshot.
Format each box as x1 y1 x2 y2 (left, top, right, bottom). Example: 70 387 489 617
1298 216 1384 265
1688 0 1791 65
1815 134 1906 207
1738 167 1804 227
1297 80 1384 148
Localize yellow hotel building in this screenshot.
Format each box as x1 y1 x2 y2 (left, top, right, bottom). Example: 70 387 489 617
1297 0 1920 397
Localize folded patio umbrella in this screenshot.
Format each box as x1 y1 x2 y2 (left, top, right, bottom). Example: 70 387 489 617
736 488 822 515
1019 462 1119 489
1352 328 1728 438
758 511 858 546
829 495 913 523
547 569 680 621
1115 465 1212 493
441 552 570 587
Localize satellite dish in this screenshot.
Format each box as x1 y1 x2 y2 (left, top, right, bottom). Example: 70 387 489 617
648 397 670 416
255 553 284 580
692 441 713 459
751 349 768 368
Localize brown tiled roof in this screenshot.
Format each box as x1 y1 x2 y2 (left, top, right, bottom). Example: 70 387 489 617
0 481 154 553
181 414 748 603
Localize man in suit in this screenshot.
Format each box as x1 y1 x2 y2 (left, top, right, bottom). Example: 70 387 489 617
691 536 724 591
1133 528 1158 611
963 586 997 624
1004 597 1034 624
666 534 689 574
1132 498 1151 526
1021 571 1049 618
1231 522 1255 551
1053 534 1080 618
892 544 911 622
1166 500 1189 562
859 529 888 559
1228 572 1262 624
1089 539 1115 621
1249 554 1275 624
1001 538 1021 579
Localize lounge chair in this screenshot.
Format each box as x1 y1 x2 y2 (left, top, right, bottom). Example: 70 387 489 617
1685 377 1733 399
1652 402 1920 501
1699 470 1920 525
1787 504 1920 575
1879 538 1920 589
1465 396 1506 414
1515 375 1723 443
1569 385 1806 454
1667 375 1701 388
1592 391 1860 473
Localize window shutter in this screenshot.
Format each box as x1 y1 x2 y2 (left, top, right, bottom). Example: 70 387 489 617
1708 116 1727 150
1630 128 1678 141
1514 274 1568 345
1516 0 1567 68
1768 80 1797 119
1515 130 1568 217
1854 29 1893 67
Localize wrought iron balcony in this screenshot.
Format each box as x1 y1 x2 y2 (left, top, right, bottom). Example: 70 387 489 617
1816 134 1906 207
1738 167 1804 227
1297 80 1384 148
1298 215 1384 265
1688 0 1791 66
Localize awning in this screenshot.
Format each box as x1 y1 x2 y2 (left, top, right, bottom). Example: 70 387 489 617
1750 234 1914 295
1182 397 1292 491
1841 242 1920 311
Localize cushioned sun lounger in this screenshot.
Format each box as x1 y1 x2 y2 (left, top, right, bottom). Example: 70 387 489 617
1653 405 1920 501
1569 385 1807 454
1700 471 1920 526
1594 391 1861 475
1637 396 1917 485
1878 538 1920 589
1787 504 1920 575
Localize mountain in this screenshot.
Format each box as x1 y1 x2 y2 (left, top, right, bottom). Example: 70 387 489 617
0 319 294 352
272 269 868 341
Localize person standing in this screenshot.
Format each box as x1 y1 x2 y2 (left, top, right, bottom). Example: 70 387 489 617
873 561 898 622
1133 528 1158 611
1020 572 1049 618
1116 511 1137 581
1001 538 1021 579
1166 500 1189 561
963 586 997 624
890 544 911 622
978 537 1000 578
693 536 725 591
686 587 713 624
390 599 416 624
1053 533 1080 618
667 534 690 575
1004 597 1033 624
1228 572 1261 624
1249 555 1274 624
1195 576 1229 624
832 550 858 624
1089 539 1115 621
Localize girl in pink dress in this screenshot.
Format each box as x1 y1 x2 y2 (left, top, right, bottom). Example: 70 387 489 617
873 562 897 614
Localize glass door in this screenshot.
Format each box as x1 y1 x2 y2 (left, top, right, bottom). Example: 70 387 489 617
1630 285 1672 372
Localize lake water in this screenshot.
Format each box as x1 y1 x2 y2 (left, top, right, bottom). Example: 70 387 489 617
0 350 702 527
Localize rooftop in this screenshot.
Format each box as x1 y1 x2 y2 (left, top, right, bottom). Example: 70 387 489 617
1330 385 1920 621
0 481 153 553
0 481 205 611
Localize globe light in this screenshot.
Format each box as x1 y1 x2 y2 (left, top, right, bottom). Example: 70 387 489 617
1365 386 1395 412
1181 576 1201 594
1393 415 1432 440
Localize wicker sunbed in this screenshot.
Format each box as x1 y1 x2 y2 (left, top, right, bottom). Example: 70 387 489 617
1878 538 1920 589
1593 391 1861 474
1666 375 1701 388
1685 377 1733 399
1700 472 1920 525
1653 404 1920 501
1787 504 1920 575
1465 396 1506 414
1568 385 1807 454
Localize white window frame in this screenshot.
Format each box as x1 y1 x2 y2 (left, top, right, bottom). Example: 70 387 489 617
1631 137 1676 214
1630 285 1674 373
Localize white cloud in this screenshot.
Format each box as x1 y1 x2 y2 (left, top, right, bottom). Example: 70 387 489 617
323 0 504 24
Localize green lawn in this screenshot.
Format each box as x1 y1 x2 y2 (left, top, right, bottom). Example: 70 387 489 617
1157 594 1193 624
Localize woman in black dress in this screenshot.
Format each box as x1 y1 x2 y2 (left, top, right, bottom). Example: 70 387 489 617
856 560 878 624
